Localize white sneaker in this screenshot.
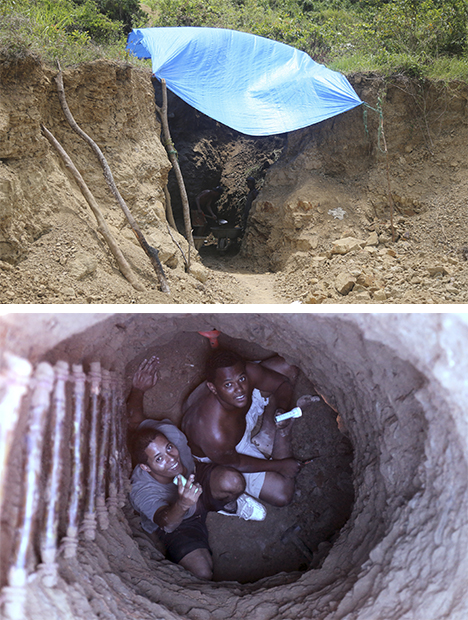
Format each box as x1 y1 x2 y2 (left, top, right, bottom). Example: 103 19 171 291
218 493 267 521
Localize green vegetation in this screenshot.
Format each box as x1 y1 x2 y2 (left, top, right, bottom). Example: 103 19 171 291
1 0 467 78
0 0 146 65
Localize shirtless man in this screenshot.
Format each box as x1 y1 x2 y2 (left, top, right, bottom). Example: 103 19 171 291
195 186 223 222
181 349 302 508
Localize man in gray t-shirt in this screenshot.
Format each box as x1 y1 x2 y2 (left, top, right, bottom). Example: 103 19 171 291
129 419 196 535
127 356 268 580
128 397 251 579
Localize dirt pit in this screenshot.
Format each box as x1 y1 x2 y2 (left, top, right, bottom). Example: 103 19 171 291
2 59 468 304
2 313 468 620
122 329 354 583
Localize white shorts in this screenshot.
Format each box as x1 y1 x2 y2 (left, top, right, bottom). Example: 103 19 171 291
194 388 269 498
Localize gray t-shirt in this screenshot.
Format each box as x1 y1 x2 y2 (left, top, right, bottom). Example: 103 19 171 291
129 419 196 534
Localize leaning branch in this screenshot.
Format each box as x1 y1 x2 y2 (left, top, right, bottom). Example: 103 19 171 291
155 78 194 250
54 61 170 294
41 124 145 292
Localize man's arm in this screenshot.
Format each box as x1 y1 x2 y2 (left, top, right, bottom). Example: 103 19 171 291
200 425 300 478
246 362 293 414
153 474 202 533
127 356 159 432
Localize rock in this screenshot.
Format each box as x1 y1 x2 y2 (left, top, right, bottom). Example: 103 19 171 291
357 273 382 291
353 291 371 301
190 263 209 284
427 265 449 276
68 255 98 280
60 286 76 298
331 237 365 255
335 272 356 295
365 231 379 247
373 290 387 301
305 293 326 304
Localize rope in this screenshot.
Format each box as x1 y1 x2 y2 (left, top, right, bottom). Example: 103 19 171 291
362 100 386 153
163 138 178 158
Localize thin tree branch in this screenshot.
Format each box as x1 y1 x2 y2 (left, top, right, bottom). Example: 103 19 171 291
54 61 170 294
155 78 194 248
41 124 145 292
163 185 177 230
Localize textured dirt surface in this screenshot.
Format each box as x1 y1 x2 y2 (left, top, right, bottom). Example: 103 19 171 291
1 58 468 304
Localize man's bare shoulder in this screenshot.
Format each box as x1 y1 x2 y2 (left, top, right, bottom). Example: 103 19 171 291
182 381 210 414
181 382 220 431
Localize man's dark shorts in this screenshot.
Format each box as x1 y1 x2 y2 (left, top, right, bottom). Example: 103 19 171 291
156 462 227 564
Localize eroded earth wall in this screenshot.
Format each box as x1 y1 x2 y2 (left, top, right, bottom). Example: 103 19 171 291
1 312 467 620
0 57 223 303
242 77 468 270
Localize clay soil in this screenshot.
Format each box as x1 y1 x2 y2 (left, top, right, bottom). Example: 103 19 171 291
1 59 468 305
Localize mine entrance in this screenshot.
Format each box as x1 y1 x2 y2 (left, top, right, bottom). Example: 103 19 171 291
153 81 286 247
4 313 465 620
124 328 354 583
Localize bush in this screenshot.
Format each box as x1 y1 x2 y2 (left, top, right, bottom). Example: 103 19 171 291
369 0 468 57
0 0 146 64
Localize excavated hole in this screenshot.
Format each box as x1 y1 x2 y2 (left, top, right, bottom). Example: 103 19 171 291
122 330 355 583
153 81 286 229
2 313 467 620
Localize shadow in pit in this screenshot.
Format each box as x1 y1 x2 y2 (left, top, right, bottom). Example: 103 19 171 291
124 334 354 584
206 373 354 584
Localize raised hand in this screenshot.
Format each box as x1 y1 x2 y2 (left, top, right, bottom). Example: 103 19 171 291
132 355 160 392
176 473 202 510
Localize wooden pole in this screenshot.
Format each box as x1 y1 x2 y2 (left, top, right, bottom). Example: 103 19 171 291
96 369 111 530
54 62 170 293
163 184 177 230
107 372 119 515
82 362 101 541
41 125 145 292
61 364 86 558
115 378 129 506
155 78 195 248
40 361 69 587
3 362 54 620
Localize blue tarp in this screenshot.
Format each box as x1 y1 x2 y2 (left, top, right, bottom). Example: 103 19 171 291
127 27 362 136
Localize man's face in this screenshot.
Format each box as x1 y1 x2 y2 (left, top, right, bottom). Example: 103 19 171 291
208 362 251 410
140 435 183 483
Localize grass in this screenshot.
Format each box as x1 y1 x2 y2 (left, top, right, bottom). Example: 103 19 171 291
1 0 468 81
0 1 149 67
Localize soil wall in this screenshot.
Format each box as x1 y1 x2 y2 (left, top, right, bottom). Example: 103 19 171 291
2 58 468 304
242 77 468 271
0 56 233 304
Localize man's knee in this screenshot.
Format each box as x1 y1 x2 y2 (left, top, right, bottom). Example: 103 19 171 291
193 562 213 580
179 548 213 580
211 466 246 499
260 477 295 507
269 486 294 507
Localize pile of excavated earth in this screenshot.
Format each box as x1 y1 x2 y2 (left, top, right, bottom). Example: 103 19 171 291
1 55 467 304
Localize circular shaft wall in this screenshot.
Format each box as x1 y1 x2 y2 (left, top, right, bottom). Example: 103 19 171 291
1 312 467 620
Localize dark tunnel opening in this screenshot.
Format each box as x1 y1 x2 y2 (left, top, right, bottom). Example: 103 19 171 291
151 79 286 232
